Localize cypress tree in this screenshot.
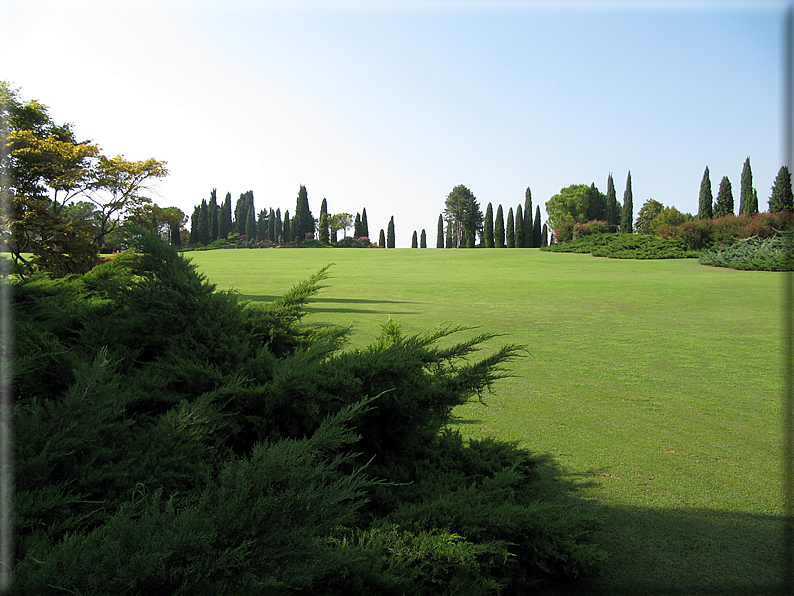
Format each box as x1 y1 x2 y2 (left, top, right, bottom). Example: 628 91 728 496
420 229 427 248
283 211 291 243
291 185 314 242
219 192 232 239
506 207 515 248
436 214 444 248
257 209 269 242
275 209 282 244
621 171 633 233
752 188 759 215
354 213 362 238
484 203 494 248
246 206 257 243
533 206 542 248
411 230 418 248
235 191 254 235
524 188 533 248
541 223 548 246
770 165 794 213
387 216 395 248
713 176 735 218
515 204 524 248
495 205 505 248
739 157 756 216
587 182 606 223
189 205 199 246
605 173 619 230
378 229 385 247
445 220 453 248
361 208 369 239
698 167 713 220
318 199 329 244
268 208 276 244
209 188 219 242
198 199 210 246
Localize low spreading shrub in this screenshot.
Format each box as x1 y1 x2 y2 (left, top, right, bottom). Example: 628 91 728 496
542 233 700 259
699 231 794 271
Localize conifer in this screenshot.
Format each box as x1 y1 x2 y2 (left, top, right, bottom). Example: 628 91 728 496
436 214 444 248
283 211 291 243
524 188 533 247
495 205 505 248
412 230 418 248
621 171 633 233
739 157 756 216
379 228 385 247
533 206 542 248
361 208 369 239
698 167 713 220
506 207 515 248
484 203 494 248
387 216 395 248
420 229 427 248
769 165 794 213
714 176 735 217
515 205 524 247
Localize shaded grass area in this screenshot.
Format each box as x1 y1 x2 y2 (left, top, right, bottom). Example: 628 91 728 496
187 247 787 594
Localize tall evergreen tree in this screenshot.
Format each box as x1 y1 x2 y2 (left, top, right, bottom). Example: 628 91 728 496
739 157 756 216
445 221 453 248
621 171 633 233
541 223 548 246
533 206 542 248
257 209 269 242
198 199 210 246
713 176 735 217
235 191 254 235
484 203 494 248
282 210 291 243
219 192 232 239
698 167 713 220
420 229 427 248
209 188 219 242
268 208 276 244
495 205 505 248
515 204 524 248
769 165 794 213
387 216 395 248
605 173 619 230
361 207 369 239
318 199 329 245
587 182 606 223
189 205 199 246
411 230 418 248
751 188 759 215
444 185 482 248
354 213 362 238
506 207 515 248
246 206 257 243
378 229 385 247
292 185 314 242
436 214 444 248
275 209 282 244
524 187 533 248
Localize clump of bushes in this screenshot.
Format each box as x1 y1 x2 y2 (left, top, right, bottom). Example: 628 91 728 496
699 231 794 271
9 233 605 594
543 233 700 259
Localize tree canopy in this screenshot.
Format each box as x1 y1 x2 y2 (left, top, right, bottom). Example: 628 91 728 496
444 184 482 248
545 184 591 232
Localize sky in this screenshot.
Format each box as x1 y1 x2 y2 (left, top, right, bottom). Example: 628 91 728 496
1 0 789 247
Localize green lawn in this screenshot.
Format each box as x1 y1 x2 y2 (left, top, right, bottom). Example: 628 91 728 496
187 246 788 595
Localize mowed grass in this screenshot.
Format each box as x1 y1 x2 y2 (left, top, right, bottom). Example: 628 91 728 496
187 247 788 595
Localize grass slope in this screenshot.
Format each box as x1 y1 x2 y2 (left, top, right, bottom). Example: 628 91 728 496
187 247 787 595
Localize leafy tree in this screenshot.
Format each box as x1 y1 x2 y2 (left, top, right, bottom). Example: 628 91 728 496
219 192 232 239
292 184 314 242
436 214 444 248
282 210 291 243
495 205 505 248
698 167 713 220
769 165 794 213
420 228 427 248
533 206 542 248
198 199 210 246
209 188 219 242
515 204 524 248
361 207 369 239
714 176 735 218
331 213 352 246
635 199 664 234
621 171 633 233
318 198 330 244
524 187 533 248
545 184 590 232
604 173 619 230
587 182 606 223
378 228 385 247
739 157 756 216
411 230 418 248
387 216 395 248
506 207 515 248
484 203 494 248
444 184 482 248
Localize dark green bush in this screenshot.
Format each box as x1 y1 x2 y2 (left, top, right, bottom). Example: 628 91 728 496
699 231 794 271
543 233 700 259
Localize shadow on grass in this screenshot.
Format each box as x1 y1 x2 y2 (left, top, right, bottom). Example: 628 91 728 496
238 294 423 315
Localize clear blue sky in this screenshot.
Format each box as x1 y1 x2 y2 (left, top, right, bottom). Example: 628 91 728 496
1 0 788 247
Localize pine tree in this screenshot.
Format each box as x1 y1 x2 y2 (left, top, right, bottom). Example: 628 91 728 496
515 204 524 248
739 157 756 216
605 173 619 230
219 192 232 240
770 165 794 213
533 206 542 248
621 171 633 233
420 229 427 248
378 229 385 247
541 223 549 246
282 211 291 243
698 167 713 220
268 208 276 244
524 187 533 248
411 230 418 248
495 205 505 248
361 208 369 239
713 176 735 218
387 216 395 248
246 206 257 243
506 207 515 248
436 214 444 248
198 199 210 246
209 188 219 242
484 203 494 248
